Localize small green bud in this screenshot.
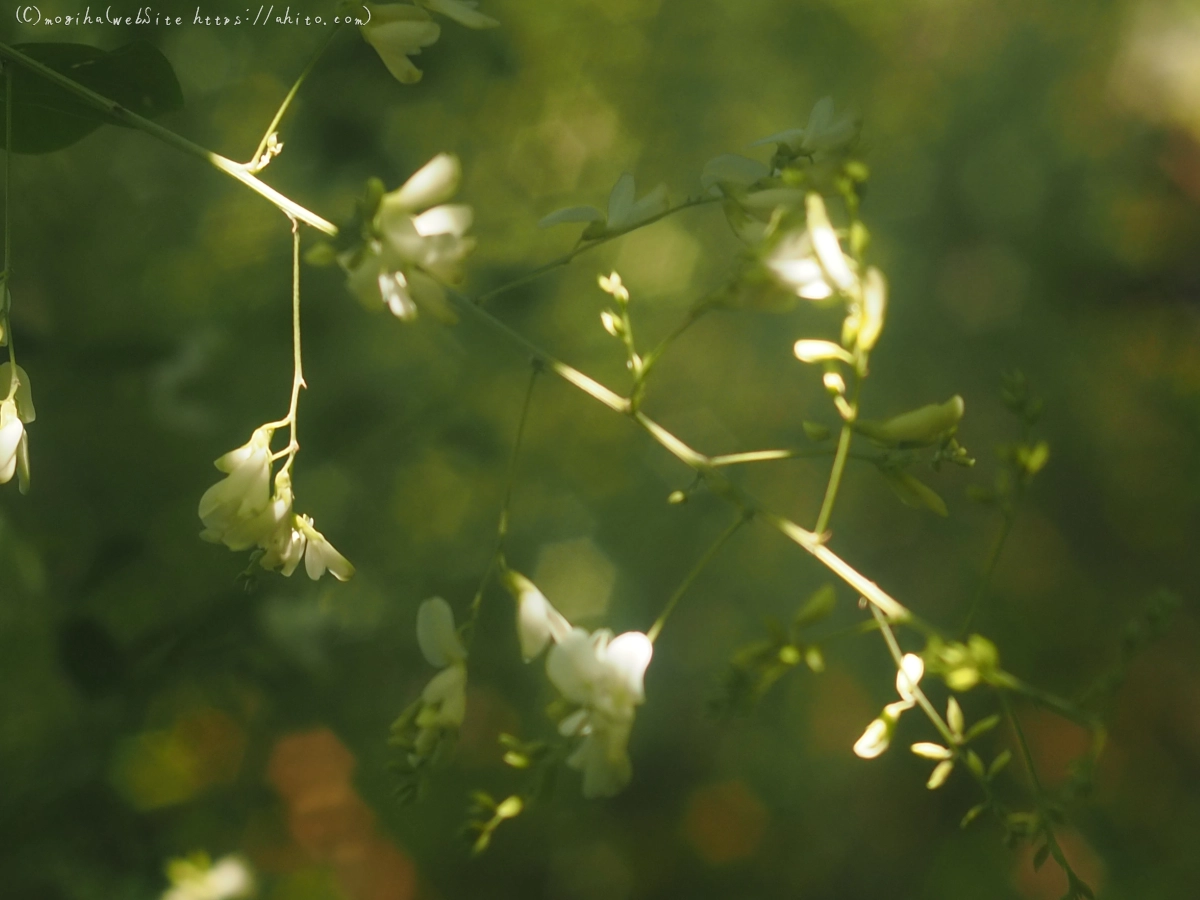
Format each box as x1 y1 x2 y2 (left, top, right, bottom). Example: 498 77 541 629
495 795 524 819
778 645 801 666
667 490 688 505
804 646 825 673
926 759 954 789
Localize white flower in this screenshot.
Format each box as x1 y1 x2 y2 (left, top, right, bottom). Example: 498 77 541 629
341 153 474 323
361 4 441 84
752 96 861 158
0 363 35 494
162 854 253 900
504 570 571 661
853 653 925 759
764 193 858 300
418 0 499 28
546 628 653 797
411 597 468 759
296 514 355 582
539 173 669 235
197 428 274 545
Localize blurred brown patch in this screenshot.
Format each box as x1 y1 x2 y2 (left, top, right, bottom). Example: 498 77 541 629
267 729 416 900
805 666 875 756
683 779 768 864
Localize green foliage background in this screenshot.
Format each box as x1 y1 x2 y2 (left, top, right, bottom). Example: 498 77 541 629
2 1 1200 898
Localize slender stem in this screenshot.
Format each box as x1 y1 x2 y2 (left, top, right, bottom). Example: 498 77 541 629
466 362 541 633
647 513 747 644
243 26 345 173
998 691 1085 888
0 42 336 235
814 378 860 534
960 512 1014 636
711 448 829 466
3 61 14 400
471 196 719 307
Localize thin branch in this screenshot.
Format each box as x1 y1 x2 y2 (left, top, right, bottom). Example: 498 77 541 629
0 42 337 234
647 513 747 644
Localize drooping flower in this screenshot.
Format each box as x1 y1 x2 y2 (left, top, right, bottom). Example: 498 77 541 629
503 569 571 661
340 153 474 323
546 627 653 797
162 853 253 900
752 96 862 159
198 427 274 544
360 4 441 84
764 193 858 301
539 173 669 236
853 653 925 759
409 597 468 761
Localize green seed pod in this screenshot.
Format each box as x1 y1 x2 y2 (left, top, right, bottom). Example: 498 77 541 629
858 395 964 446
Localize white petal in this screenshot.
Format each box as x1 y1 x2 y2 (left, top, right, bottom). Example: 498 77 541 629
363 15 441 85
516 576 572 661
853 717 891 759
380 271 419 320
0 363 35 422
390 153 461 212
538 205 604 228
423 0 499 28
896 653 925 702
16 430 29 495
602 632 653 704
805 193 857 292
546 627 602 705
412 203 473 237
417 596 466 666
302 527 355 581
422 663 467 725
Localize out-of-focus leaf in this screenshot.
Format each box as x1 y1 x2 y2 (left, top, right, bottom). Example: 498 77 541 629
1 42 183 153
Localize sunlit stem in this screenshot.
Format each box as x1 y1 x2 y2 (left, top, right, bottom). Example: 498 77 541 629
814 378 860 534
0 42 337 235
263 218 306 468
471 196 719 308
711 448 830 466
2 61 14 401
998 690 1086 887
646 513 747 644
242 25 345 173
465 361 541 641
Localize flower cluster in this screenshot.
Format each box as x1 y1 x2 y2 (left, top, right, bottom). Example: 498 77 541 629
360 1 498 85
547 627 654 798
0 362 35 494
339 153 476 323
197 427 353 581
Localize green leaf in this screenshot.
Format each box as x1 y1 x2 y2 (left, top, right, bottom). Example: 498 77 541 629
1 42 184 154
793 583 836 630
1032 841 1051 872
960 803 987 829
880 468 949 517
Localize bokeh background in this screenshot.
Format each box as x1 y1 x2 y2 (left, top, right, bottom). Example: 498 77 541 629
3 0 1200 897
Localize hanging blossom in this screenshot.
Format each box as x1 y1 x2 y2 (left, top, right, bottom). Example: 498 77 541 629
539 173 669 237
197 430 353 581
765 192 858 301
546 627 654 798
0 362 34 494
340 153 476 323
410 596 469 762
359 2 497 85
853 653 925 759
503 569 572 661
161 854 253 900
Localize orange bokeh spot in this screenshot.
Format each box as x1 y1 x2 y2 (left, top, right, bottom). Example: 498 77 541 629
683 779 769 865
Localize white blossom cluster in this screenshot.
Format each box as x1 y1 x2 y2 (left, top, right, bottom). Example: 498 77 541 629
359 1 499 85
0 362 34 494
198 427 353 581
339 153 477 323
